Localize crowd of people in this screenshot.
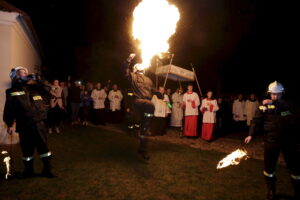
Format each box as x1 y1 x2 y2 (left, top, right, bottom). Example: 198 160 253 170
44 78 261 142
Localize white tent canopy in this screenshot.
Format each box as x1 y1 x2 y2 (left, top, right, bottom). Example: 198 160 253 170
155 64 195 82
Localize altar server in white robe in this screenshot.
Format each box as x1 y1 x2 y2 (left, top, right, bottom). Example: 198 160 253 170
108 84 123 123
151 87 171 135
200 91 219 141
182 85 200 137
91 83 107 125
170 88 183 127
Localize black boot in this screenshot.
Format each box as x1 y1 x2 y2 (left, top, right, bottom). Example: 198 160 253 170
265 176 276 200
141 113 153 136
41 156 56 178
138 136 150 160
22 160 35 178
291 178 300 200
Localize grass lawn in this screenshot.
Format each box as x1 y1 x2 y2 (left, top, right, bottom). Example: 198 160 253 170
0 126 294 200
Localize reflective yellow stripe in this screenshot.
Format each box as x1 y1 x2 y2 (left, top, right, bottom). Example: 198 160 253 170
23 156 34 161
259 106 267 111
281 111 292 116
40 152 52 158
33 96 43 101
128 125 134 129
267 105 275 109
10 91 25 96
127 92 134 96
291 174 300 180
264 171 276 178
134 124 140 128
144 113 153 117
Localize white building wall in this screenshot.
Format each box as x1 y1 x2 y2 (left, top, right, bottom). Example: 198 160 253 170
0 11 42 144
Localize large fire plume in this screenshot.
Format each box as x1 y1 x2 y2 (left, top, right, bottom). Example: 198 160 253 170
132 0 180 70
217 149 248 169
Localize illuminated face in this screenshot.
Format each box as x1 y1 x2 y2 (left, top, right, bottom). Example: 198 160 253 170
53 80 59 87
207 91 212 99
96 83 101 89
113 84 118 90
159 87 165 94
270 93 282 101
187 85 193 92
178 89 182 94
238 94 243 100
17 69 28 78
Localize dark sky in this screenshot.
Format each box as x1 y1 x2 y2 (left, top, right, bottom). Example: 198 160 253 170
5 0 298 98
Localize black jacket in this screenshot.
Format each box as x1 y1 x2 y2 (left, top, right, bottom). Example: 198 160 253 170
249 99 300 144
3 80 50 131
125 62 155 100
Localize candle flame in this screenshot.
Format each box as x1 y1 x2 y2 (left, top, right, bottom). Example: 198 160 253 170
132 0 180 70
217 149 248 169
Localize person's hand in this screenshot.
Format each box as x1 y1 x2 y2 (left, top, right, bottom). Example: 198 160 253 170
263 99 272 105
244 136 252 144
126 108 130 112
115 95 119 99
127 53 136 62
7 127 14 135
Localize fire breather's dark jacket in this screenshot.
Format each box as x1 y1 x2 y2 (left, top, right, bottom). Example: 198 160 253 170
125 62 155 100
249 99 300 144
3 80 51 132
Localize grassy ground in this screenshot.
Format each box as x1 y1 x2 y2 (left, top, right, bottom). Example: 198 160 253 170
0 125 294 200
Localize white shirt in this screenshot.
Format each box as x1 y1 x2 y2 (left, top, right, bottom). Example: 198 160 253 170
91 89 107 109
152 94 171 118
183 92 200 116
232 99 246 121
108 90 123 111
200 98 219 123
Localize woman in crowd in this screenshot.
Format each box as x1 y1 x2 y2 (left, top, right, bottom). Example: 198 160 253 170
48 79 65 133
80 90 93 126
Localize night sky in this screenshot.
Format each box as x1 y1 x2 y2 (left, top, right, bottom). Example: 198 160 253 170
5 0 298 99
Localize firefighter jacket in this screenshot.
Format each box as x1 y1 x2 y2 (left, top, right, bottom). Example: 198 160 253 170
249 99 299 144
3 80 51 132
125 63 154 100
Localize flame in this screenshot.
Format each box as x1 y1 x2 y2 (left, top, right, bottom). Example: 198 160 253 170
217 149 248 169
2 151 11 179
132 0 180 70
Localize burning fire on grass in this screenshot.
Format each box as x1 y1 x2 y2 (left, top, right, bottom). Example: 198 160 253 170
132 0 180 70
1 151 11 179
217 149 249 169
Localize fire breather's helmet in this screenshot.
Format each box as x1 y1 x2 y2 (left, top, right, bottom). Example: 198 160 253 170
133 63 144 74
267 81 284 93
9 66 28 80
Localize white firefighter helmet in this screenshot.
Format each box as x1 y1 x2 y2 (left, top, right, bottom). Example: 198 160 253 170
9 66 28 80
133 63 145 73
267 81 284 93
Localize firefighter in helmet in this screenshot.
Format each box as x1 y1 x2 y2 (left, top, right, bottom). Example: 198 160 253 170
245 81 300 200
124 54 155 160
3 66 56 178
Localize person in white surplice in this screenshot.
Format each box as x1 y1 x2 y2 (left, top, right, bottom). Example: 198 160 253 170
151 87 171 135
108 84 123 123
91 82 107 125
170 88 183 128
182 85 200 137
200 91 219 141
245 94 259 126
